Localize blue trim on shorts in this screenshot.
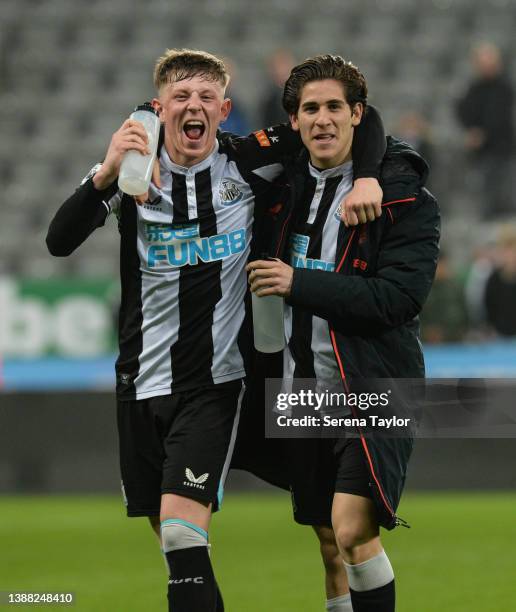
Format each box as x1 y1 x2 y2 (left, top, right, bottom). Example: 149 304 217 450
160 518 208 541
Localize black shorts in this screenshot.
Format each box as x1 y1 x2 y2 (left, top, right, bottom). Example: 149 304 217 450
117 380 244 517
288 435 372 526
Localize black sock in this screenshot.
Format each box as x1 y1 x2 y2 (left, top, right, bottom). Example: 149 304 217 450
166 546 217 612
215 582 225 612
349 579 395 612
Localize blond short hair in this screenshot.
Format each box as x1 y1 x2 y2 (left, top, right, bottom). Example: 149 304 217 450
153 48 230 92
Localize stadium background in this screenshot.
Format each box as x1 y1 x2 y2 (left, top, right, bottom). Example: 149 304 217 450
1 0 516 610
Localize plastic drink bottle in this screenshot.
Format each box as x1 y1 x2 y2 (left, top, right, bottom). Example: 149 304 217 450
252 292 285 352
251 255 286 353
118 103 160 196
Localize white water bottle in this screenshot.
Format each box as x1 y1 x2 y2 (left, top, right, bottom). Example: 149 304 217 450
251 255 286 353
252 293 285 352
118 103 160 196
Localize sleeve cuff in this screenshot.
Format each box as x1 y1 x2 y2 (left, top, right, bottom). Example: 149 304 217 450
287 268 311 308
353 170 381 181
83 176 119 201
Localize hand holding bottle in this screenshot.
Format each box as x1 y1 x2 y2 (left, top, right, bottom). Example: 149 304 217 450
118 103 161 196
247 257 292 353
93 103 160 197
93 117 150 191
247 258 294 298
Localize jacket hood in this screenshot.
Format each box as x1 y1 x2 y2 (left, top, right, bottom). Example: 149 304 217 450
381 135 429 189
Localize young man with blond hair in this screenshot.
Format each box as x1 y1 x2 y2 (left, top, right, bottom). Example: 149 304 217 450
47 49 386 611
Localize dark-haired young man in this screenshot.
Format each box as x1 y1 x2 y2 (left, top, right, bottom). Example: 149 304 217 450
46 49 387 612
248 55 439 611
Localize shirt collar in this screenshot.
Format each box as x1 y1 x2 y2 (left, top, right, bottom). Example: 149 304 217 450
160 140 219 175
308 159 353 180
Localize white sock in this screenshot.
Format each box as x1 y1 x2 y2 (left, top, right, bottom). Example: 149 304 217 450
326 593 353 611
344 550 394 592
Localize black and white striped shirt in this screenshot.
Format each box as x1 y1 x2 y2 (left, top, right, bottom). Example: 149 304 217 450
285 160 354 385
113 136 287 398
49 127 297 399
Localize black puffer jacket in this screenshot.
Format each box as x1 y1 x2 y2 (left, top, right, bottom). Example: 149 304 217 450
234 137 440 529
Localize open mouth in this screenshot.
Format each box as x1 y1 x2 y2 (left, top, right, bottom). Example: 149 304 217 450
183 120 206 141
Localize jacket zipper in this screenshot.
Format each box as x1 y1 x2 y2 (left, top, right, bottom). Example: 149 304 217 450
274 213 292 258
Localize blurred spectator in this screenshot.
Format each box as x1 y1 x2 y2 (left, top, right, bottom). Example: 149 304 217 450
396 111 435 190
456 42 515 218
464 239 497 339
420 251 468 344
259 48 295 127
484 225 516 336
220 58 251 136
396 111 434 171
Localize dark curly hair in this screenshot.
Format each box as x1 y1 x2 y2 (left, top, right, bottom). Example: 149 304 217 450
282 54 367 115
